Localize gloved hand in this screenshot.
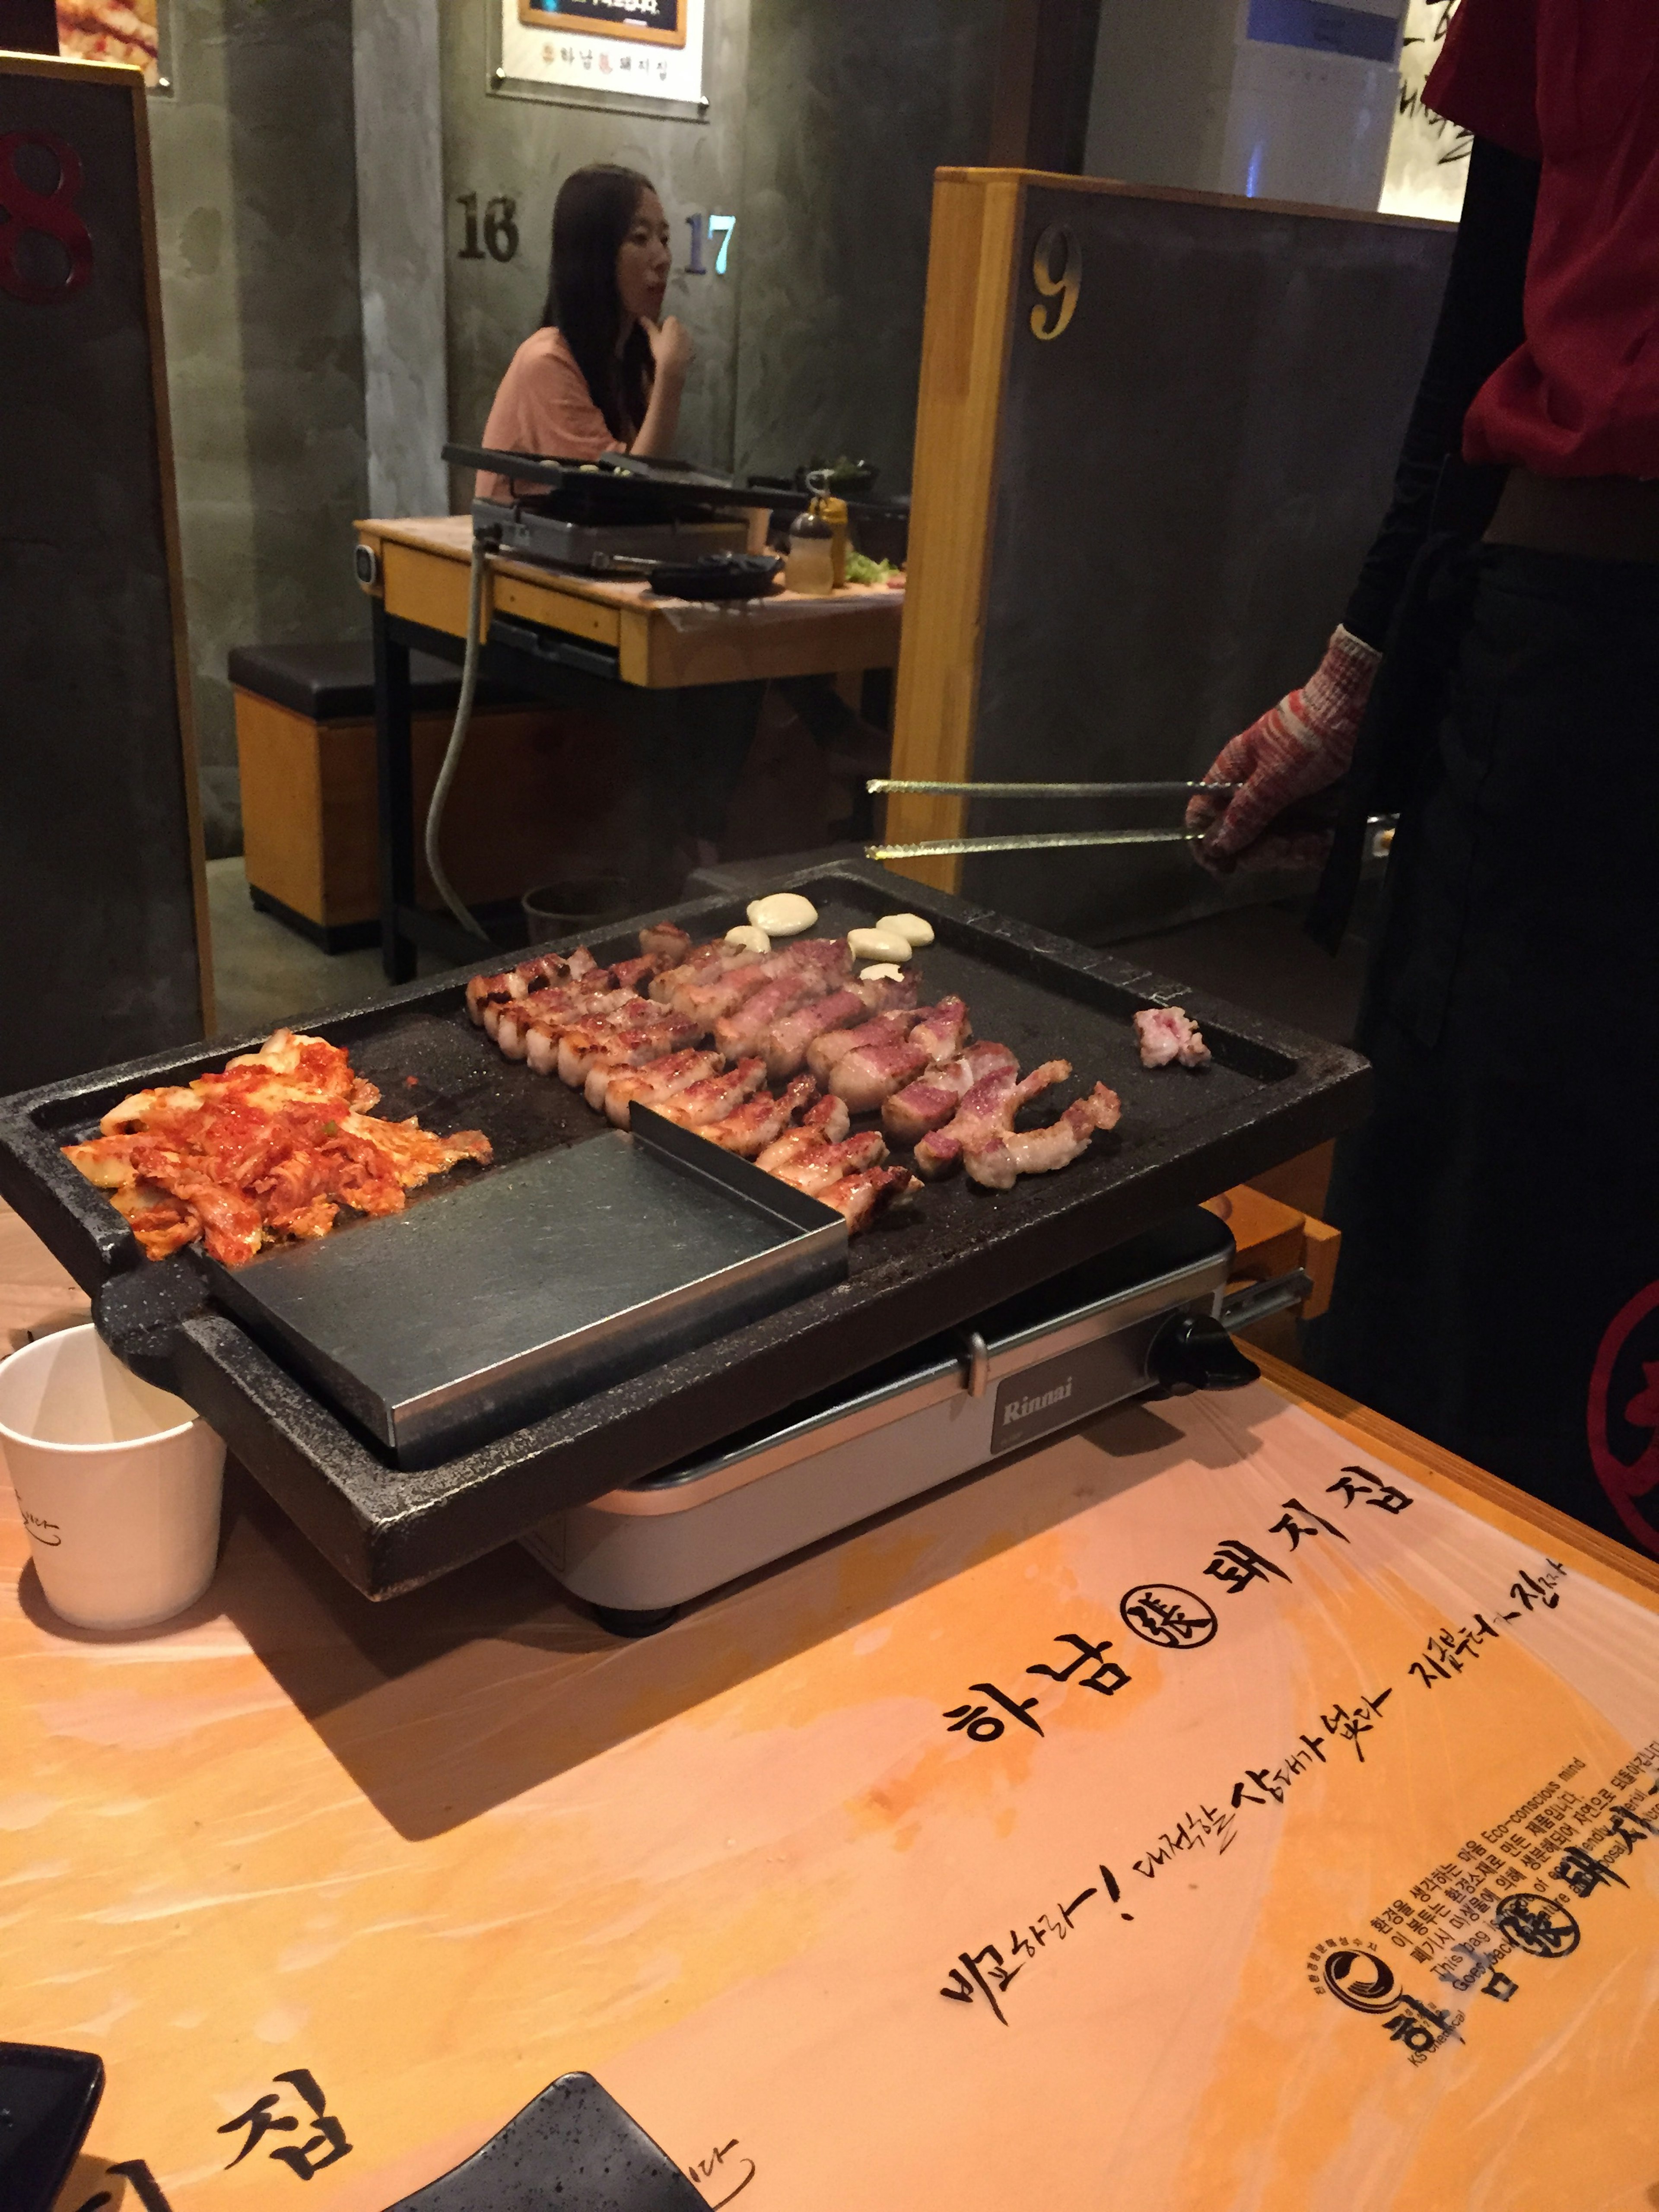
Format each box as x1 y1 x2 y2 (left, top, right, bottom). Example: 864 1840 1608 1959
1186 626 1381 871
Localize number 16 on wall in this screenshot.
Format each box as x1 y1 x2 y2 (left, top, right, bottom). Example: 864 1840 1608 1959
684 211 735 275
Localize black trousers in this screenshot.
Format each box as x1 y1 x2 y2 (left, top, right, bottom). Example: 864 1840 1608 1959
1316 545 1659 1559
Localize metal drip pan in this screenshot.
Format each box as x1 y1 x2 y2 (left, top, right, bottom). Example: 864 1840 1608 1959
207 1108 846 1469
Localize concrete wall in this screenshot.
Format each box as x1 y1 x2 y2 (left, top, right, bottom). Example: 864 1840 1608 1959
439 0 753 480
354 0 448 517
437 0 1001 496
732 0 1000 496
144 0 1004 853
149 0 369 856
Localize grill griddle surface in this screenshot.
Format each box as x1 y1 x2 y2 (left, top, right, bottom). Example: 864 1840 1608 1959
284 895 1277 1251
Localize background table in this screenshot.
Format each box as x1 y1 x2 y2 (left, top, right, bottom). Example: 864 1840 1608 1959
6 1206 1659 2211
353 518 905 981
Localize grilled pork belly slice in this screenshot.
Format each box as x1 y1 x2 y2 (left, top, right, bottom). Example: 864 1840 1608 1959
648 936 761 1004
610 952 671 994
715 972 839 1060
667 938 852 1026
882 1042 1020 1145
964 1084 1122 1190
907 996 971 1065
829 1038 932 1115
1133 1005 1211 1069
913 1059 1071 1181
639 921 693 962
563 1011 699 1093
652 1057 767 1128
764 972 918 1079
753 1095 851 1173
696 1074 819 1157
499 988 634 1065
828 996 973 1113
814 1165 919 1232
521 994 645 1075
486 970 626 1048
806 1007 922 1086
604 1049 725 1125
468 948 597 1027
759 1128 887 1194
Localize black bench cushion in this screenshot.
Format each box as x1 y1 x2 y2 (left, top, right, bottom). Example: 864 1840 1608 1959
228 642 529 721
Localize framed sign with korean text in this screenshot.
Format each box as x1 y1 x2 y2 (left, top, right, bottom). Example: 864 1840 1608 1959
517 0 686 51
0 51 210 1089
494 0 706 118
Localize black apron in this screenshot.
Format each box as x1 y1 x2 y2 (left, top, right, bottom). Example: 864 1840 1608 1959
1310 543 1659 1560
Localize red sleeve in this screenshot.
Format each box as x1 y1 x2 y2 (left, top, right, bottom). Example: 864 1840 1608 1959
1424 0 1541 161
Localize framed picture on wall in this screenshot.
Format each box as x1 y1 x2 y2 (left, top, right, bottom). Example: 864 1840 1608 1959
54 1 171 93
516 0 687 51
493 0 706 119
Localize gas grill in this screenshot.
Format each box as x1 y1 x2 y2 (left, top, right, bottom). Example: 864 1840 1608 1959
0 862 1367 1605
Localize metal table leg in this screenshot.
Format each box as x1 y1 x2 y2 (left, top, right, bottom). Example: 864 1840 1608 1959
373 603 417 983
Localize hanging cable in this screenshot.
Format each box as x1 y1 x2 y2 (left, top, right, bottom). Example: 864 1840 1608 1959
423 529 496 941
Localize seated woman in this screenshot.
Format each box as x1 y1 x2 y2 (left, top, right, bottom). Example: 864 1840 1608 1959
477 162 752 885
478 162 694 494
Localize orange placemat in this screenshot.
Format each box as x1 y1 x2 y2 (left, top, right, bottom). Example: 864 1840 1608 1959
5 1379 1658 2210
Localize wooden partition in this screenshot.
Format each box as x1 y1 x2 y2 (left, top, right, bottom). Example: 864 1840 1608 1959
0 51 210 1090
889 167 1454 939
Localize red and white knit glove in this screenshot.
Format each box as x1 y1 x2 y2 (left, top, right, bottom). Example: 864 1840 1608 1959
1186 626 1381 871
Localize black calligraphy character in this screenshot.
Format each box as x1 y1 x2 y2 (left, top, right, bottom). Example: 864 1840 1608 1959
1203 1539 1290 1595
1552 1845 1628 1899
944 1683 1045 1741
219 2071 352 2180
1507 1567 1561 1614
687 2139 756 2208
1608 1803 1657 1854
940 1944 1018 2024
1385 1996 1460 2056
219 2096 298 2169
1326 1465 1414 1513
1269 1497 1349 1549
1493 1893 1581 1958
1321 1691 1392 1763
1118 1583 1219 1649
1026 1633 1131 1696
75 2164 177 2212
1483 1969 1520 2002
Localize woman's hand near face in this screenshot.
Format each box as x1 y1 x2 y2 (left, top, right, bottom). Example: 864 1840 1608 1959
643 313 694 387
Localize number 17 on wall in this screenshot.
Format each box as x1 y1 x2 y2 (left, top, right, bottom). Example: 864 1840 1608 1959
684 211 735 275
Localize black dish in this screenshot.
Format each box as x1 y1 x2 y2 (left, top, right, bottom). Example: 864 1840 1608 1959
647 551 782 601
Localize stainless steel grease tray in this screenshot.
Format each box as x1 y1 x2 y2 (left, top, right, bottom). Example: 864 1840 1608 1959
207 1108 847 1467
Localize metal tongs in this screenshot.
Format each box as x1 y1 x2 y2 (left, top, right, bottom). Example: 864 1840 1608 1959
862 779 1242 863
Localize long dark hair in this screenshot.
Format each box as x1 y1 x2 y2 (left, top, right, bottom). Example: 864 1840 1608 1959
542 163 657 442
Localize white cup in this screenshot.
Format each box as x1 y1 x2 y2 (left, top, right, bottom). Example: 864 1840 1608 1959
0 1325 225 1631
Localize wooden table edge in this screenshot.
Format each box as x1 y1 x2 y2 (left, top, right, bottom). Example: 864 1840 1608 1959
1254 1348 1659 1610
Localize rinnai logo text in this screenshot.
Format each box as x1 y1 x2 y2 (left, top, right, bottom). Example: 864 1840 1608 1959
1002 1377 1074 1427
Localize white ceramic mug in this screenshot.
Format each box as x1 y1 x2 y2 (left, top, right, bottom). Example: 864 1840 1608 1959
0 1325 225 1631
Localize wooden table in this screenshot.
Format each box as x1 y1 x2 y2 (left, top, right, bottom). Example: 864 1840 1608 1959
7 1208 1659 2211
353 517 905 982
